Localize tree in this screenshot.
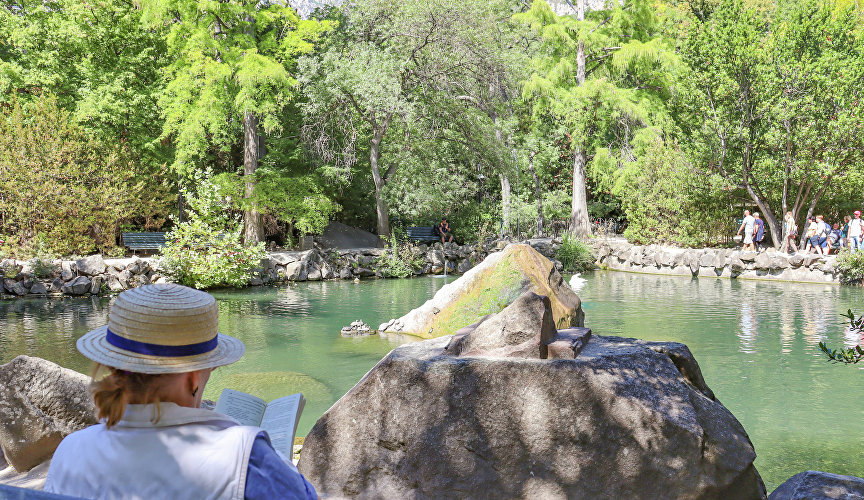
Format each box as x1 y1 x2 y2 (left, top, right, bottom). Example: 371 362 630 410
517 0 676 236
142 0 328 243
675 0 864 247
301 0 522 237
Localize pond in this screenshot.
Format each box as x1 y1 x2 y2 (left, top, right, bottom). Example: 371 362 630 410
1 272 863 491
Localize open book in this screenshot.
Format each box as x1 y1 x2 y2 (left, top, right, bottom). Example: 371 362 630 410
214 388 305 458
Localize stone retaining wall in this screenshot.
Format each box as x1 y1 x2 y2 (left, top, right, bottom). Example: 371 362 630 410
0 238 564 299
595 240 838 284
0 237 841 299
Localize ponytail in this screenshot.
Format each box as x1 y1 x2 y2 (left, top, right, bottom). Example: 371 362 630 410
90 365 166 428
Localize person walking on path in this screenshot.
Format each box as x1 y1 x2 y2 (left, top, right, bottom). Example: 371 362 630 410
753 213 765 251
841 215 852 249
815 215 830 255
804 216 820 254
737 210 755 251
849 211 864 251
783 211 798 254
44 284 318 500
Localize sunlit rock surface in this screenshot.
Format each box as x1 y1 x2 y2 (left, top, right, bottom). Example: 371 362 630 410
0 357 95 473
769 470 864 500
379 244 583 339
299 323 766 499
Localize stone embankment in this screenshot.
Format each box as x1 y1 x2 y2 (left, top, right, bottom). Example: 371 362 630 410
596 240 839 284
0 239 563 299
0 237 843 299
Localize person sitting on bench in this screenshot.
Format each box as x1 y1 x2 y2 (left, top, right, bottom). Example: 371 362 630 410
437 218 454 243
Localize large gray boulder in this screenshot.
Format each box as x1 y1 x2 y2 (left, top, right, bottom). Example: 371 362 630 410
0 357 96 472
316 221 382 249
75 255 106 276
769 470 864 499
447 292 557 359
60 276 90 296
299 327 766 498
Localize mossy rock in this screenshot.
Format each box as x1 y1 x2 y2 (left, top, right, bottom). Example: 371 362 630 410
203 370 332 403
389 244 583 338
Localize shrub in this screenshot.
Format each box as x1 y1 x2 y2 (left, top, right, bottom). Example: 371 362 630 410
28 257 58 279
0 95 174 257
374 235 424 278
836 250 864 285
555 234 595 273
158 174 266 289
159 221 266 289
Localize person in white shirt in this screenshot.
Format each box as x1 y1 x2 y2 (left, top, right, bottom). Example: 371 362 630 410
44 284 317 500
849 210 864 252
737 210 756 251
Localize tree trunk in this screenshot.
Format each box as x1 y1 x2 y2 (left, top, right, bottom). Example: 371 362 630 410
243 111 264 244
569 149 590 236
369 126 390 238
569 0 589 237
528 151 544 237
500 173 511 237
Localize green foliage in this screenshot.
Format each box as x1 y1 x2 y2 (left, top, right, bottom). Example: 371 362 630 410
374 235 424 278
159 175 266 289
674 0 864 245
28 257 58 279
0 95 173 258
555 234 595 273
596 134 728 246
142 0 329 173
835 250 864 285
819 310 864 363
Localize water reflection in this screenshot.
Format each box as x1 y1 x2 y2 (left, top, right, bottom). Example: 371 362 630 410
579 271 864 491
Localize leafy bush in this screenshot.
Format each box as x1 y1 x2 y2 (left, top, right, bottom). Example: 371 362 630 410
374 235 424 278
0 95 174 257
555 234 595 273
159 174 266 289
836 250 864 285
28 257 58 278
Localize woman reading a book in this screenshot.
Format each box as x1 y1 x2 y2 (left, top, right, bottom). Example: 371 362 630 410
43 284 317 500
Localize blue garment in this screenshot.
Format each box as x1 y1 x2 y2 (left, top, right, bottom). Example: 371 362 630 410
754 219 765 242
245 433 317 500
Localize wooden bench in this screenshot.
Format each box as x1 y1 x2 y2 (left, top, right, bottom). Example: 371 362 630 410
121 232 167 254
406 227 439 243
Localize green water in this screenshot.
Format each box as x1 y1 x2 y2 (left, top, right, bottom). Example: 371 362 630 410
1 273 863 491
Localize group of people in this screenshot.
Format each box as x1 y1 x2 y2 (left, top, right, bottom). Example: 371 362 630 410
737 209 864 255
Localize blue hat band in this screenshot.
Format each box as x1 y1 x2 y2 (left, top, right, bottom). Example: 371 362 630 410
106 328 218 357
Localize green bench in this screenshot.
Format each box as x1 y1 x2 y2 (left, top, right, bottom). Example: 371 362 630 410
406 227 439 243
121 232 167 254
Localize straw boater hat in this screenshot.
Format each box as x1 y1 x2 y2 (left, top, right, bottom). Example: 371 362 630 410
77 284 245 374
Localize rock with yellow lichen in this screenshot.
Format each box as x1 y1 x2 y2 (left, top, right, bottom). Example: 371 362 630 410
379 244 583 339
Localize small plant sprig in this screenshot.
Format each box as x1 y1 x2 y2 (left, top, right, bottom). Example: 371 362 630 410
819 310 864 364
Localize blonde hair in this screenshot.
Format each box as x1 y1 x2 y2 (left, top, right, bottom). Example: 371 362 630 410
90 364 169 428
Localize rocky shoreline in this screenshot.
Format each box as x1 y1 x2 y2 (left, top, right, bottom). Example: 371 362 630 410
0 239 562 300
0 237 845 300
595 240 839 284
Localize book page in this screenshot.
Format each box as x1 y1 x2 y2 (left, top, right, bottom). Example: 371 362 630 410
214 389 267 427
260 393 305 458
